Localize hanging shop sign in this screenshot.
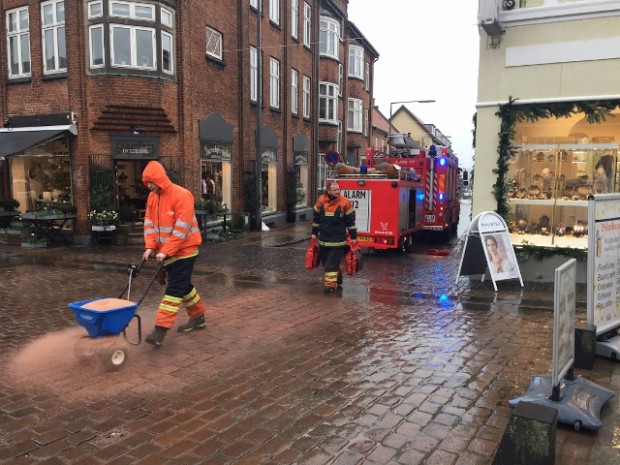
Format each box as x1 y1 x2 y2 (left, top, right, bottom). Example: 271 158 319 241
201 142 232 162
111 135 159 159
294 152 308 165
262 149 277 164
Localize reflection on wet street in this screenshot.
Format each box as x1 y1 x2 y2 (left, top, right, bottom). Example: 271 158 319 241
0 198 618 464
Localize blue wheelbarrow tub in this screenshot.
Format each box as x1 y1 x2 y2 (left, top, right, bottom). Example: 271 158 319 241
69 298 138 338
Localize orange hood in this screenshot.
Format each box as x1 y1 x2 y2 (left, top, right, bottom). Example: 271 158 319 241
142 161 172 191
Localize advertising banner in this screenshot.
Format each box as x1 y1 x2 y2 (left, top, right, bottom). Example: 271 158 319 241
587 194 620 335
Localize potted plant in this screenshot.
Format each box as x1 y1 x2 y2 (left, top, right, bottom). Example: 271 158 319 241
21 229 47 248
88 209 119 231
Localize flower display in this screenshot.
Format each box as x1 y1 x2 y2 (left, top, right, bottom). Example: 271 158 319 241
88 210 118 226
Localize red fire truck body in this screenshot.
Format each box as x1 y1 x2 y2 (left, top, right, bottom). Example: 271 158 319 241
367 145 460 239
330 171 423 251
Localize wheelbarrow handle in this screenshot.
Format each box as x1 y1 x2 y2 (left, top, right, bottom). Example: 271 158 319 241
118 258 163 302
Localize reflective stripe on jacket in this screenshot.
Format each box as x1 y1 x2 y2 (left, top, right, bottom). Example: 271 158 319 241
311 193 356 247
142 161 202 259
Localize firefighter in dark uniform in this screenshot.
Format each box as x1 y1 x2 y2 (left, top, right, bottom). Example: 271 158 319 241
311 181 357 293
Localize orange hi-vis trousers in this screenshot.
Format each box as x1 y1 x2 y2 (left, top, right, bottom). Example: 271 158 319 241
153 255 207 329
154 287 207 329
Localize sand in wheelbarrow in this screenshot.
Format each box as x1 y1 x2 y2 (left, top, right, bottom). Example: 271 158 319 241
80 298 135 310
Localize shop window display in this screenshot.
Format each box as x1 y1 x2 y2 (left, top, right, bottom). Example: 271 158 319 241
507 142 618 247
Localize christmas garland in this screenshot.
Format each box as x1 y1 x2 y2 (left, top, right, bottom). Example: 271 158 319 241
494 97 620 219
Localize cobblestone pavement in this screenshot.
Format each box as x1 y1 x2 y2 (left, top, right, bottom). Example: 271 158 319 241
0 217 618 465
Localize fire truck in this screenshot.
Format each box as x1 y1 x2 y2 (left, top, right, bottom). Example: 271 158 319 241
366 135 460 240
329 162 423 251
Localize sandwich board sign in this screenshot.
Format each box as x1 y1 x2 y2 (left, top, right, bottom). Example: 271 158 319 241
587 193 620 359
456 211 523 291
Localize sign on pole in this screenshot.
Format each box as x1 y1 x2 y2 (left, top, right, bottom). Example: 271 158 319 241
553 259 576 387
457 211 523 291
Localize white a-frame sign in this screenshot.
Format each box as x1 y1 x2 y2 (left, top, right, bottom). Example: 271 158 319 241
456 211 523 291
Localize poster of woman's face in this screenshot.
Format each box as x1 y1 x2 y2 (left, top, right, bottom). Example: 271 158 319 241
482 232 518 279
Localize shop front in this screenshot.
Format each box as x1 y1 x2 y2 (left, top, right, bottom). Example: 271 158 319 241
504 107 620 248
199 113 234 212
260 125 279 215
293 133 309 208
111 134 160 220
0 123 76 214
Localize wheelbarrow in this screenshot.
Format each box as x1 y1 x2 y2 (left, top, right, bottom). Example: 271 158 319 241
68 260 163 370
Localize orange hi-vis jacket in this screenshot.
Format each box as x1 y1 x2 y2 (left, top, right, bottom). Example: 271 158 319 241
142 161 202 259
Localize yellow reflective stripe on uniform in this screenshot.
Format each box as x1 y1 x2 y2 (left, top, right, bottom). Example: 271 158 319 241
163 250 199 266
318 239 347 246
346 207 354 214
324 212 335 217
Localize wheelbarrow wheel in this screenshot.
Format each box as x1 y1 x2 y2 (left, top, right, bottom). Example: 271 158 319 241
107 348 128 371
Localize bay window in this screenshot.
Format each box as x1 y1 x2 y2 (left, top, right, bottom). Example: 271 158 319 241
87 1 174 76
348 45 363 79
319 17 339 59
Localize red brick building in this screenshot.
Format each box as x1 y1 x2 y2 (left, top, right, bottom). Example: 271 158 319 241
0 0 377 243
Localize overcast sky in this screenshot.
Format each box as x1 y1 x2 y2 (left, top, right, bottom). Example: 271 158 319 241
347 0 480 170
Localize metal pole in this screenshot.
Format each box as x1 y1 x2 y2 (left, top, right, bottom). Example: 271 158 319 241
254 2 263 230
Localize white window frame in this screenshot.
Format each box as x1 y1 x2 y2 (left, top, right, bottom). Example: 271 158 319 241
365 61 370 91
319 17 339 59
269 0 280 25
110 1 155 21
291 69 298 115
7 7 31 78
88 1 103 18
303 75 311 118
110 24 156 69
348 98 363 132
291 0 299 39
250 0 258 9
161 7 173 27
348 45 363 79
303 2 311 48
206 26 223 60
89 24 105 67
250 46 258 102
161 31 173 74
269 57 280 109
338 64 343 97
364 108 369 137
41 0 66 74
337 121 343 153
319 82 338 124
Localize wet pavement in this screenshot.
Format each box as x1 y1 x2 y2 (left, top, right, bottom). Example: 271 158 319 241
0 202 619 465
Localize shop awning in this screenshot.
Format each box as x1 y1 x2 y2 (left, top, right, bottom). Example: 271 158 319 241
0 124 77 158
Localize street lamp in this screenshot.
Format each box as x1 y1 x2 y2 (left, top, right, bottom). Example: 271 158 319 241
388 99 436 155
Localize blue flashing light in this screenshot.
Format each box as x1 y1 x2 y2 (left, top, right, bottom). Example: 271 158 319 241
439 193 445 201
417 193 424 201
438 157 447 167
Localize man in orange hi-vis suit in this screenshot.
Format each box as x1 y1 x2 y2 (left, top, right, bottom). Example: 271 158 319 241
141 161 207 348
